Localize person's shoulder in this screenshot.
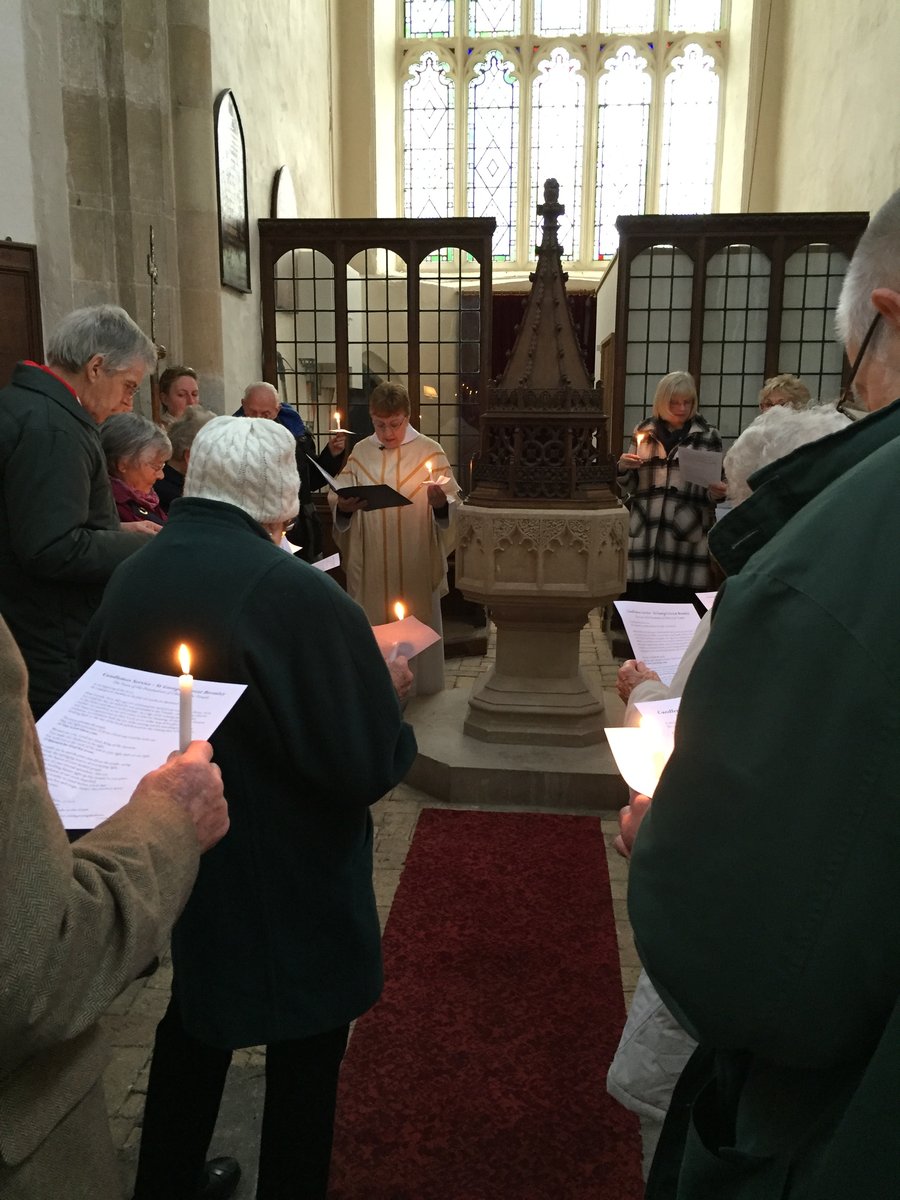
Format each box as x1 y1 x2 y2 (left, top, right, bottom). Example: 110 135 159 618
276 406 305 436
414 432 447 454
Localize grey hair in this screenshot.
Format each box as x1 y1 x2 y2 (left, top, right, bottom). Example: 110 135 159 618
724 404 850 505
835 188 900 352
46 305 156 374
167 406 216 459
242 381 280 405
100 413 171 473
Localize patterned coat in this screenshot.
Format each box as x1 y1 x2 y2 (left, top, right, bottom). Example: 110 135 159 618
0 616 199 1192
616 415 722 590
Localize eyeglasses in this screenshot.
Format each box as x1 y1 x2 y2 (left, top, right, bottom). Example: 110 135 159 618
838 311 882 412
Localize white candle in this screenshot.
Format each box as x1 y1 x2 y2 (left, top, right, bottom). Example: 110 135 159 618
177 643 193 752
388 601 406 662
333 410 341 431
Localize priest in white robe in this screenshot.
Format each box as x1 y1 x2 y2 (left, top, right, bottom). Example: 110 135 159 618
330 381 458 694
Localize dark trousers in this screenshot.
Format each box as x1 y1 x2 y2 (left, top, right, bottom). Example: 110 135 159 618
132 996 349 1200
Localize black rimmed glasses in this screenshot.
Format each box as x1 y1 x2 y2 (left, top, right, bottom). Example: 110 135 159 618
838 311 882 413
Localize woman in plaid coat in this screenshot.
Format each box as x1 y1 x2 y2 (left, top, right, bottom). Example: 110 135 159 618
616 371 725 601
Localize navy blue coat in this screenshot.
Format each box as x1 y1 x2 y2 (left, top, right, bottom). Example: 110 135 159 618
80 497 417 1047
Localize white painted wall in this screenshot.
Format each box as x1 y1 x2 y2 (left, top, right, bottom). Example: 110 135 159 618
0 0 36 243
762 0 900 213
210 0 336 405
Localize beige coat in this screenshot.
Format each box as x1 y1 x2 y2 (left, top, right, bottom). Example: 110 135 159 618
0 617 200 1193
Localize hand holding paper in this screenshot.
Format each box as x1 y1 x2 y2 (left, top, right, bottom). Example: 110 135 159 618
371 614 440 663
36 661 246 830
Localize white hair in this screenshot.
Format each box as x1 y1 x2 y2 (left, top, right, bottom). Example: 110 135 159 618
724 404 851 505
835 188 900 353
242 381 280 405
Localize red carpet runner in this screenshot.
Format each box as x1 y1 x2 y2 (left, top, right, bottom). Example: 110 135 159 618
328 809 643 1199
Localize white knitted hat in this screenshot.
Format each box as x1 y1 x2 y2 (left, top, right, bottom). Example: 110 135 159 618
183 416 300 526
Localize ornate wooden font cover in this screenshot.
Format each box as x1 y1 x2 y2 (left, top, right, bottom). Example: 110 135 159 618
469 179 618 509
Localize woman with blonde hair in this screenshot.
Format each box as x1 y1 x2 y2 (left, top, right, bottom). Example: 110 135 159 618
616 370 723 604
758 372 811 412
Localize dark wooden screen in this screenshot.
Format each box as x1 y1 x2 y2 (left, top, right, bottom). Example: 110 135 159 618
610 213 868 449
0 242 43 386
259 217 495 488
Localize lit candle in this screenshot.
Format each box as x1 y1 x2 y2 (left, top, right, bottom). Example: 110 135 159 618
177 643 193 752
333 410 341 431
424 459 434 481
388 601 406 662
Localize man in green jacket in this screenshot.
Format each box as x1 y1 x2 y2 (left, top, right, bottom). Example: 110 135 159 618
628 187 900 1198
0 305 158 716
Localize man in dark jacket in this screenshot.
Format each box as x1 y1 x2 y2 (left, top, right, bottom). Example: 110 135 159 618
236 381 347 562
0 305 158 716
627 187 900 1199
81 415 416 1200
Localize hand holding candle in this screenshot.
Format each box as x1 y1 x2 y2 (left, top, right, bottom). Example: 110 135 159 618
177 643 193 752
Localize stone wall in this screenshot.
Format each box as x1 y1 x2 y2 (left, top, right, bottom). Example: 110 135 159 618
6 0 336 414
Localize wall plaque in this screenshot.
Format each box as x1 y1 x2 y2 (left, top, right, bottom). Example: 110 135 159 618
213 89 251 292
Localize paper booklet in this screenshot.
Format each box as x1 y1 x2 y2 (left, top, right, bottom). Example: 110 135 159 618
36 661 246 830
613 600 700 687
676 445 724 488
606 697 681 798
370 615 441 662
307 455 412 511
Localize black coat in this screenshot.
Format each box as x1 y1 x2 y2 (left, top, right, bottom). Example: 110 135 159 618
80 498 418 1047
0 363 147 715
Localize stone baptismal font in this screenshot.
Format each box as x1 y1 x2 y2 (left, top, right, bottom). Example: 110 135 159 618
455 179 628 746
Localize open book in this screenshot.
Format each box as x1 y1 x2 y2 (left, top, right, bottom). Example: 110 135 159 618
307 455 412 511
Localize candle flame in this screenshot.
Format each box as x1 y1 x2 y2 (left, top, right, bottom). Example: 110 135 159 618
425 460 432 474
333 410 341 429
393 601 406 621
177 643 191 675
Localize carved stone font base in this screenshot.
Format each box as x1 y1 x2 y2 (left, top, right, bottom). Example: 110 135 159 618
455 504 629 747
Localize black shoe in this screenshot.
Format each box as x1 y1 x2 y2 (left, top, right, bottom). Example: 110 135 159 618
196 1156 241 1199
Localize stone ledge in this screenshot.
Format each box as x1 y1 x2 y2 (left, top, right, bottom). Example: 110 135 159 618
404 688 628 813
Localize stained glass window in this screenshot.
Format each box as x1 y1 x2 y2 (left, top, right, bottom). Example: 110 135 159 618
659 43 719 216
399 2 726 265
600 0 655 34
468 51 519 259
534 0 587 38
405 0 454 37
469 0 520 36
530 48 585 260
403 51 455 219
667 0 721 32
594 45 650 259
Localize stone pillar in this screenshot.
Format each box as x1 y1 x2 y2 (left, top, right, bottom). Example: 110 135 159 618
455 504 629 747
167 0 224 409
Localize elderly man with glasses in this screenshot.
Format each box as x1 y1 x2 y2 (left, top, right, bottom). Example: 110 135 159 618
0 304 159 717
624 187 900 1200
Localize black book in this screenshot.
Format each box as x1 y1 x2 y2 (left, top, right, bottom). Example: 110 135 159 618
306 455 412 511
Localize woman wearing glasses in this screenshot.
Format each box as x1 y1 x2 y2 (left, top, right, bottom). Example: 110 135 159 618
100 412 170 529
330 380 458 694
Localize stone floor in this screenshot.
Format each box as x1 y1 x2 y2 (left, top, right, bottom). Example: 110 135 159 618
102 609 636 1196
